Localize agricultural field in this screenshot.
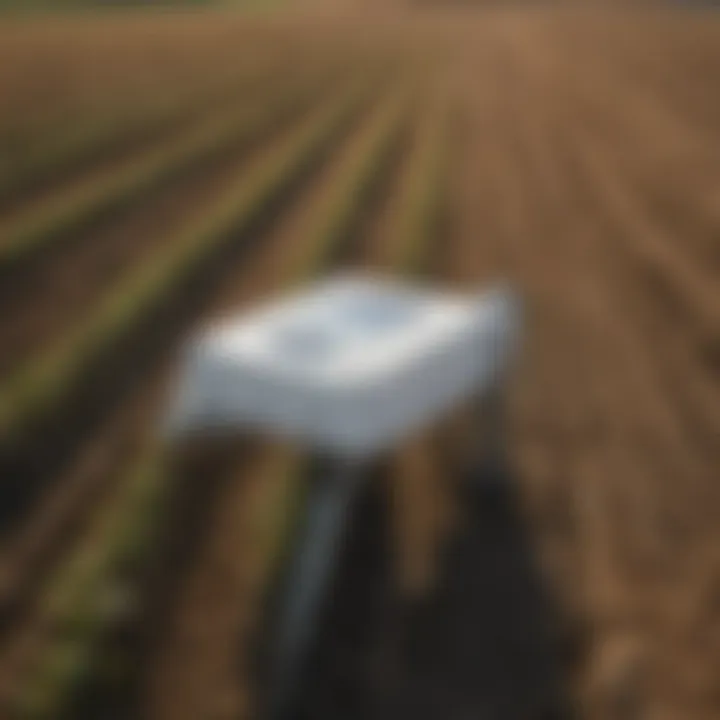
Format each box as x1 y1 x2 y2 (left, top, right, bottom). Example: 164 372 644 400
0 5 719 720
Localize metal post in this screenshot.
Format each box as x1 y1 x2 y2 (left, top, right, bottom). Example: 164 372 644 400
263 454 366 720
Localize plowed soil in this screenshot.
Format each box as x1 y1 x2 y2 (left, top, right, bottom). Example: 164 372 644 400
0 6 718 720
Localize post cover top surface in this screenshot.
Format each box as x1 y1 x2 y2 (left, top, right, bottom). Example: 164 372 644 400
165 275 520 457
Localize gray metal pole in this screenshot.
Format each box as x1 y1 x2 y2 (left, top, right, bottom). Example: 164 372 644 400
264 454 366 720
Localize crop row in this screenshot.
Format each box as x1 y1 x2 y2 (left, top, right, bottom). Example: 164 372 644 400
0 34 328 208
0 70 377 546
577 129 719 349
0 71 367 452
567 125 720 475
0 61 344 280
380 103 449 274
556 99 719 546
10 78 402 720
555 64 720 358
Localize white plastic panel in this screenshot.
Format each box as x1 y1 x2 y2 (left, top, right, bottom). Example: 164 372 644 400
164 274 520 458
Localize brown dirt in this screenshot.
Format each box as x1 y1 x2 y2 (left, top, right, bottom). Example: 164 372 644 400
0 7 719 720
293 10 720 720
0 14 381 206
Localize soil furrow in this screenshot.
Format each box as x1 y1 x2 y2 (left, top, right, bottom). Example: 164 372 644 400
4 79 376 612
0 67 341 380
1 80 387 720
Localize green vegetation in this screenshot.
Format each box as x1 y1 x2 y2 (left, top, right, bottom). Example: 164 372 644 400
0 66 331 275
0 77 360 445
0 53 280 202
292 96 408 280
13 445 165 719
10 77 383 720
8 49 449 720
384 104 449 274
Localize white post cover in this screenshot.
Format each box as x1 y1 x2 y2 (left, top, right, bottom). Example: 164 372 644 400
164 275 521 458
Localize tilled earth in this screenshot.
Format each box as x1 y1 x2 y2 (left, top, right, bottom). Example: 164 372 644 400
0 7 718 720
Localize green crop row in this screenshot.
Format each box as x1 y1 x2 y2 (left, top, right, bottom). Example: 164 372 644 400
0 72 365 446
11 77 394 720
0 49 302 206
291 94 409 282
0 62 338 275
13 443 166 719
385 103 449 274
